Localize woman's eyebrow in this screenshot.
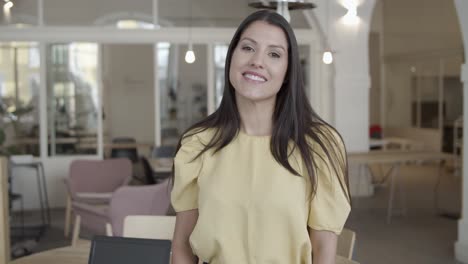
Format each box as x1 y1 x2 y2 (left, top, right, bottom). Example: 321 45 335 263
240 37 286 52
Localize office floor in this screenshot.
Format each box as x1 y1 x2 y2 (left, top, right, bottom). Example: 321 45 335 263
347 163 462 264
9 164 463 264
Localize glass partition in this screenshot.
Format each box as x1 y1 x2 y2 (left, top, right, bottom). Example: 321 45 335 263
442 56 463 153
384 61 413 127
299 45 311 97
214 44 229 108
101 43 155 157
47 43 99 156
0 42 40 155
159 43 208 146
418 60 440 128
385 54 463 152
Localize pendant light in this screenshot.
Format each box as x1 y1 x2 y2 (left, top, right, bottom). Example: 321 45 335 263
343 0 359 26
3 0 13 9
322 0 334 65
322 50 333 64
3 0 13 24
185 0 195 64
185 43 196 64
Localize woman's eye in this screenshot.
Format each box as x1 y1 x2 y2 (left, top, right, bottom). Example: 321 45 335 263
241 46 254 52
270 52 281 58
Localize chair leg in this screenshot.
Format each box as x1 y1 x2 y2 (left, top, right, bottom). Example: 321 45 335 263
64 195 72 237
71 215 80 247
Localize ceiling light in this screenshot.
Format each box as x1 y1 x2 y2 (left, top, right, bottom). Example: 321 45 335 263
4 1 13 9
342 0 359 25
185 43 196 64
322 50 333 65
248 0 316 23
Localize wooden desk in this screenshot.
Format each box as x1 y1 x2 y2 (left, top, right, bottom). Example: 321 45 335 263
369 137 422 150
348 151 454 164
348 151 455 223
9 241 360 264
76 142 153 150
0 158 10 264
15 138 152 150
10 242 90 264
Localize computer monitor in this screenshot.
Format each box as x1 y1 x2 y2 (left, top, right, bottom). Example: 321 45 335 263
88 236 171 264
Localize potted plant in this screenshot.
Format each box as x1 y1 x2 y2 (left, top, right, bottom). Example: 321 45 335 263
0 101 32 155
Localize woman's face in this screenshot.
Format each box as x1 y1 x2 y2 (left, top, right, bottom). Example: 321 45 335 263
229 21 289 105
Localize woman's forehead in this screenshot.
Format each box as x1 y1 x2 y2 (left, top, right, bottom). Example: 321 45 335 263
239 21 289 49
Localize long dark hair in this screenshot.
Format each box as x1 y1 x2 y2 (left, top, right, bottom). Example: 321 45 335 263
172 10 350 203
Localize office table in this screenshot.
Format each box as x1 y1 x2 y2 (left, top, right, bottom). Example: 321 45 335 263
9 241 361 264
348 150 454 223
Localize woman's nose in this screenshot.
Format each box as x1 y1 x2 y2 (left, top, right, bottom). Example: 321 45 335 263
249 53 264 68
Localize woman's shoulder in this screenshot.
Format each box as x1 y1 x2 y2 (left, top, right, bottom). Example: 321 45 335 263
181 127 216 146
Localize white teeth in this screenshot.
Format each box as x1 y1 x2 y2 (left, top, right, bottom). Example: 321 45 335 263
244 73 266 82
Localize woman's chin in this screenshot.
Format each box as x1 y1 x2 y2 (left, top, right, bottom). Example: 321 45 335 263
236 92 276 104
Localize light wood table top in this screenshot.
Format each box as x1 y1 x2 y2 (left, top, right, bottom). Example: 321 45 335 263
10 240 360 264
348 150 454 164
10 241 91 264
77 142 153 149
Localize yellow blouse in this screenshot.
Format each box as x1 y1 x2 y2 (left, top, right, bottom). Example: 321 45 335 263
171 128 350 264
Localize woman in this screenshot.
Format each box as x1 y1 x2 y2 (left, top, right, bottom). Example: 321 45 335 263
171 10 351 264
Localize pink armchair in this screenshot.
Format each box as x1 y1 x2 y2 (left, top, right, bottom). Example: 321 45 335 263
106 179 171 237
64 158 132 238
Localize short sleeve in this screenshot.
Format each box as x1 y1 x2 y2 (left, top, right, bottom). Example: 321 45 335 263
171 134 205 212
307 128 351 235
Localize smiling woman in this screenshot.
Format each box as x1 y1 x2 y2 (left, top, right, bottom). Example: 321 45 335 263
171 10 351 264
229 21 289 114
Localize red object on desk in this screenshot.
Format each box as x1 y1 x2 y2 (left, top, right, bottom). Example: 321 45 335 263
370 125 382 138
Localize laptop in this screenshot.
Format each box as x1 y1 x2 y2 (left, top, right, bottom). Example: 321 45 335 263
88 236 171 264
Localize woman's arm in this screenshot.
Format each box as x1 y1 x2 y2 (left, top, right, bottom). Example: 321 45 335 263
309 228 338 264
172 209 199 264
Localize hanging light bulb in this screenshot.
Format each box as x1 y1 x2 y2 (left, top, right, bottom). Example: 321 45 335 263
3 0 13 23
4 0 13 9
185 43 196 64
322 50 333 64
184 0 195 64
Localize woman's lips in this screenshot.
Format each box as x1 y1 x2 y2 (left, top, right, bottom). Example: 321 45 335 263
242 71 267 83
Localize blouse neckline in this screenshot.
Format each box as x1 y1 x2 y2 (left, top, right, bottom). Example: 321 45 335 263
237 130 271 141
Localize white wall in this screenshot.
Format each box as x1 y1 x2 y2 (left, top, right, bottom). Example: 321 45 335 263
311 0 375 197
312 0 374 152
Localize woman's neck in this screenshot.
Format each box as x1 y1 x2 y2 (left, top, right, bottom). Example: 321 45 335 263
236 96 275 136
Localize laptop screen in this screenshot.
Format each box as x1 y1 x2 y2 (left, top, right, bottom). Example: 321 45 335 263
88 236 171 264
